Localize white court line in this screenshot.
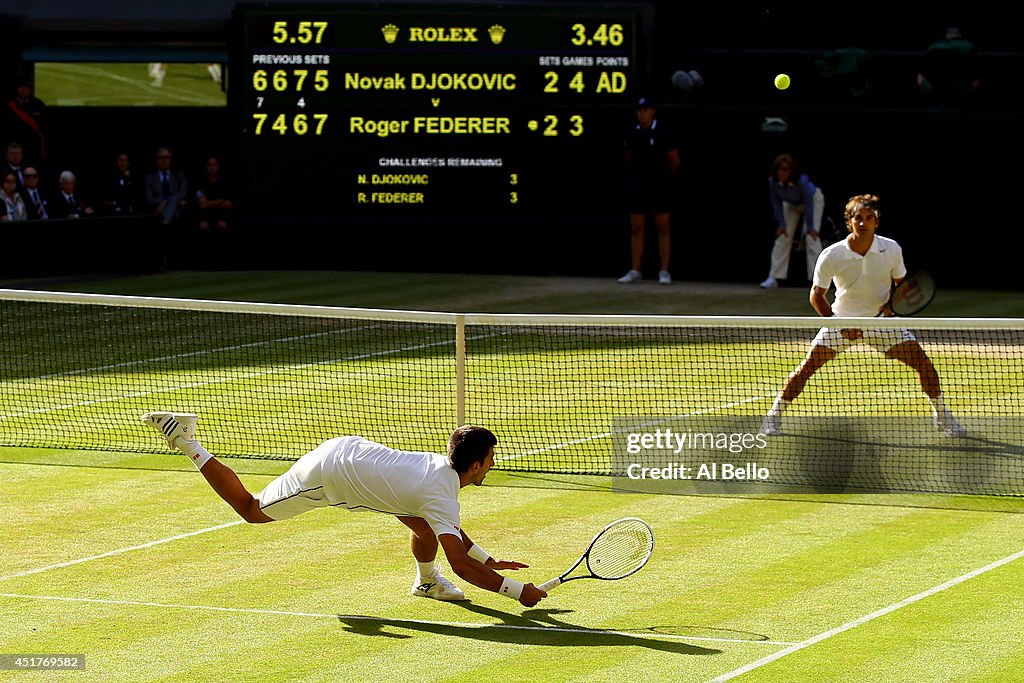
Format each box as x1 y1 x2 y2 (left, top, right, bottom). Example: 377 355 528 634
500 395 767 462
0 521 245 582
711 547 1024 681
0 592 795 646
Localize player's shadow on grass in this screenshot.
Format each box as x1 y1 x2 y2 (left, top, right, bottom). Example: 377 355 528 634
336 604 719 655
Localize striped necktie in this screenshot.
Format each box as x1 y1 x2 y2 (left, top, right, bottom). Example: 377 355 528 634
32 190 46 218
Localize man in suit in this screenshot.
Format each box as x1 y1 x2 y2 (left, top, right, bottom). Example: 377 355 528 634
53 170 94 219
144 146 188 226
20 166 49 219
3 142 26 191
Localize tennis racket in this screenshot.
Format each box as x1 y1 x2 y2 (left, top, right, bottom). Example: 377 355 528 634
538 517 654 592
884 271 936 316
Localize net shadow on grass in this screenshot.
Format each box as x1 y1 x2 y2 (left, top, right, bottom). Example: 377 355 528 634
492 472 1024 515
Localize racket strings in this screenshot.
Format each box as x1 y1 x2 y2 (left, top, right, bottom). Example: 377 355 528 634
891 272 936 315
586 520 653 579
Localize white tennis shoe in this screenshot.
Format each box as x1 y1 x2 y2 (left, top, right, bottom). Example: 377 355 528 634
141 412 198 449
411 571 466 601
934 411 967 438
617 269 641 284
759 413 782 437
658 270 672 285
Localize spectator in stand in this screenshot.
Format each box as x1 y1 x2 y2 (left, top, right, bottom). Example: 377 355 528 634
3 142 27 191
53 170 95 219
102 151 142 216
195 155 233 231
144 146 188 226
917 27 981 99
20 166 49 220
6 81 46 163
0 170 27 221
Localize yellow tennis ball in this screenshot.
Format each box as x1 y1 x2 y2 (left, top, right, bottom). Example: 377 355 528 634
774 73 791 90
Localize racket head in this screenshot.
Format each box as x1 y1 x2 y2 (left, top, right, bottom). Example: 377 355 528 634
584 517 654 580
890 271 936 316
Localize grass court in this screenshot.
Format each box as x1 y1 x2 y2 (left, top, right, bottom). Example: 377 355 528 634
2 271 1023 681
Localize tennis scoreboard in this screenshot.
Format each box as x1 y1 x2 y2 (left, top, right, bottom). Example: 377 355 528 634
233 3 644 226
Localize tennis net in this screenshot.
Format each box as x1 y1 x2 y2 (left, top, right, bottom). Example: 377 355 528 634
2 289 1022 495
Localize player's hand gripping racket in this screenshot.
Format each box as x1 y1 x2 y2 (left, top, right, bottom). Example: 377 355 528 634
882 271 936 317
538 517 654 592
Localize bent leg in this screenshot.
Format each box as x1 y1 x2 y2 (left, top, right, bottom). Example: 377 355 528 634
769 203 801 279
885 340 940 398
782 344 838 402
398 515 438 562
762 343 837 435
885 339 965 435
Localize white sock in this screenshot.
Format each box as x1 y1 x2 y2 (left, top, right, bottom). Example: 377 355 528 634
768 395 791 417
177 438 214 470
928 393 949 417
416 561 437 580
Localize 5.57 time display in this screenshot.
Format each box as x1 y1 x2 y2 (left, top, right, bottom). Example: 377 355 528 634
234 3 641 222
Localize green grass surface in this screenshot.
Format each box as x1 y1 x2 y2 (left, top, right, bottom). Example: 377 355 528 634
34 62 226 107
2 271 1023 681
2 450 1023 681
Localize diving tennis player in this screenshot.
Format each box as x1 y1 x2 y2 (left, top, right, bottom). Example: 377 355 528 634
142 413 547 607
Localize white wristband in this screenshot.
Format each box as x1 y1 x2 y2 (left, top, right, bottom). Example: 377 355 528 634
467 544 491 563
498 577 525 600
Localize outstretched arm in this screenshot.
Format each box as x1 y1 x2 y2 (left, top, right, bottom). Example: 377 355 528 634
439 533 545 607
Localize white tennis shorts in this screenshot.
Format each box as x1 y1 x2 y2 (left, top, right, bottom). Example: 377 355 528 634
255 437 346 520
812 326 916 353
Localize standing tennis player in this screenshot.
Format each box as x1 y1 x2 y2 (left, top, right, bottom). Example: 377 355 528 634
759 194 966 437
142 413 547 607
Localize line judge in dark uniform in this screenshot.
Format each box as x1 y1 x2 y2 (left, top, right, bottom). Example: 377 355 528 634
618 96 679 285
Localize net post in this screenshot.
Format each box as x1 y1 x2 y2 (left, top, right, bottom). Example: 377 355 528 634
455 313 466 427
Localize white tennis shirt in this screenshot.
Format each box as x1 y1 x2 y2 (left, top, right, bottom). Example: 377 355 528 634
813 234 907 317
321 436 462 538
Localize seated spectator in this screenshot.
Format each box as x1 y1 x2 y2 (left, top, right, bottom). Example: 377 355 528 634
195 155 233 231
102 151 143 215
144 146 188 226
20 166 49 219
814 47 873 97
0 170 27 221
3 142 26 191
917 27 981 98
53 170 95 219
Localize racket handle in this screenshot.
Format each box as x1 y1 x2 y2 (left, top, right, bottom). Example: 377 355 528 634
538 577 561 592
